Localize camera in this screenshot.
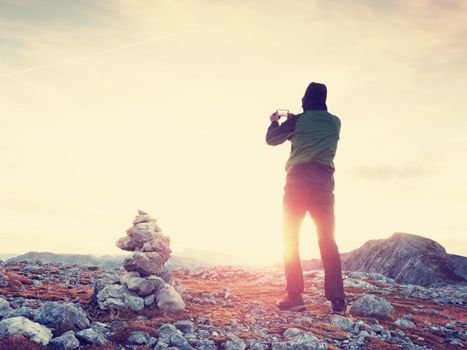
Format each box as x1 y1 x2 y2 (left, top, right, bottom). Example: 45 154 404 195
277 109 289 119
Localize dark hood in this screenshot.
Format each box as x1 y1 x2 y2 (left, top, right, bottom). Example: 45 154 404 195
302 82 328 111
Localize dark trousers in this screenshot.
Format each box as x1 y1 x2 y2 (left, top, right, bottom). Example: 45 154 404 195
282 185 345 301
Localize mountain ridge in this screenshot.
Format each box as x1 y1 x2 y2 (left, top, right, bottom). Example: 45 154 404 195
301 232 466 287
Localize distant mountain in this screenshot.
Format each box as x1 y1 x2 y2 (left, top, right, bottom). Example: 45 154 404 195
165 255 213 269
176 248 246 266
8 251 127 269
0 254 19 261
6 251 212 270
299 232 466 287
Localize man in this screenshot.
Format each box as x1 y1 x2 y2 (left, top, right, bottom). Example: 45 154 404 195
265 82 346 315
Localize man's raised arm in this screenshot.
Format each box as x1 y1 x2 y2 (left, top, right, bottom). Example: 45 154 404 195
265 112 298 146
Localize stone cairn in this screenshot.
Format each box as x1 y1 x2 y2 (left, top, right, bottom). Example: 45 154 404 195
96 210 185 313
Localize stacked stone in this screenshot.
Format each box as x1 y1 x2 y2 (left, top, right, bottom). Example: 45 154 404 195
96 210 185 313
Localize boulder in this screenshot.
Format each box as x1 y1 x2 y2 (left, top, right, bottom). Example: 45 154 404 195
283 327 303 338
146 275 167 291
96 284 145 312
156 323 182 340
116 236 139 251
2 306 37 321
142 238 172 256
144 294 156 306
0 316 53 346
133 210 153 224
286 332 328 350
127 330 150 345
329 315 354 331
170 333 192 349
223 333 246 350
174 320 196 334
123 274 157 297
0 298 12 319
156 284 186 313
395 318 416 328
76 327 108 345
350 294 394 319
50 330 80 350
123 251 163 276
35 301 90 330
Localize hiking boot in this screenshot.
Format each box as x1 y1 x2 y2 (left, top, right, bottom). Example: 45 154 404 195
331 298 347 315
276 294 306 312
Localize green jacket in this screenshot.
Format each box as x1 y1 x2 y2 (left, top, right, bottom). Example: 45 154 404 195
266 110 341 189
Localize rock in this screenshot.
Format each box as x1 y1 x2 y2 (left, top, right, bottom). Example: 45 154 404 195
144 294 156 306
157 323 182 340
50 330 80 350
129 228 158 247
2 306 37 320
142 238 172 255
133 221 157 233
395 318 416 328
146 275 167 290
76 327 108 345
120 271 140 284
286 332 328 350
170 333 192 349
283 327 303 338
127 330 150 345
156 284 186 312
35 301 90 330
353 320 372 333
124 251 164 276
90 322 111 337
329 315 354 331
245 340 268 350
0 298 12 318
124 275 157 297
133 211 153 224
350 294 394 318
174 320 196 334
96 284 145 312
224 333 246 350
0 298 10 309
159 270 175 285
0 316 53 345
116 236 139 251
109 320 128 332
354 330 370 346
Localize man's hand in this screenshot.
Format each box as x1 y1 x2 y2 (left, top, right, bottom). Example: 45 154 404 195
287 112 296 119
270 111 280 122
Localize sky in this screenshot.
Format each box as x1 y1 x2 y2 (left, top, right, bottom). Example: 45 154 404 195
1 0 466 265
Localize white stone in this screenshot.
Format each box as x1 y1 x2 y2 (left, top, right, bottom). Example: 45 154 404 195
395 318 416 328
97 285 145 312
123 251 163 277
350 294 394 318
156 284 186 313
0 316 53 345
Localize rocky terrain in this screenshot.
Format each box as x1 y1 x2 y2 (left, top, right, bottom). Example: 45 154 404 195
1 226 466 350
0 258 466 350
302 233 467 287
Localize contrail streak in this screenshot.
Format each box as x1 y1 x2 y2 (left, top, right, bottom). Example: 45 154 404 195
0 32 176 79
